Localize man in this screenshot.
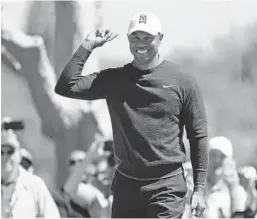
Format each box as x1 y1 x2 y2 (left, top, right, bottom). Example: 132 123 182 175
53 140 110 218
55 11 208 218
206 136 234 190
204 136 247 218
92 139 118 198
1 130 60 218
52 149 91 218
234 165 257 218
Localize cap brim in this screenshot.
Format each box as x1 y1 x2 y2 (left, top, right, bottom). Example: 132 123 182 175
128 27 158 36
209 147 232 157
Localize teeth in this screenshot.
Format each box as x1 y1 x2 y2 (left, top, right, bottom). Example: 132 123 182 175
137 49 148 54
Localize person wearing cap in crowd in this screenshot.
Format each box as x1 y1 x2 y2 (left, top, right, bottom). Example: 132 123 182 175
20 148 34 173
206 136 233 190
1 130 60 218
204 136 247 218
55 11 209 218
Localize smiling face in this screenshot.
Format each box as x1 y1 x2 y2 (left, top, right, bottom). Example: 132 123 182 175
1 144 21 180
128 31 163 68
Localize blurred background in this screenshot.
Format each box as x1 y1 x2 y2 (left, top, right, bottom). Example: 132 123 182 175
1 0 257 190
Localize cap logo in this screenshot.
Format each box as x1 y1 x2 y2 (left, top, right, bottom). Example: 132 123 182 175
139 14 147 24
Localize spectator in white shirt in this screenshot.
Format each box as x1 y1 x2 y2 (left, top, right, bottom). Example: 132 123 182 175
204 136 247 218
1 130 60 218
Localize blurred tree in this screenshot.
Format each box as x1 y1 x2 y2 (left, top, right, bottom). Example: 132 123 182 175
1 1 106 188
241 54 252 83
1 29 100 188
25 1 55 66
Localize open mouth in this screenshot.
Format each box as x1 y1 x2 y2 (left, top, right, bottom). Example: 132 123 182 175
136 49 148 55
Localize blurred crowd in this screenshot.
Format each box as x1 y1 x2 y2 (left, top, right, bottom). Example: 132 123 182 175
1 117 257 218
183 136 257 218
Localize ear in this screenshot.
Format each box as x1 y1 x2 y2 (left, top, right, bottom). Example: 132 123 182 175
158 33 164 41
155 33 164 47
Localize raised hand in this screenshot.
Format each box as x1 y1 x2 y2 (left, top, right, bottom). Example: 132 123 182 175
83 29 118 49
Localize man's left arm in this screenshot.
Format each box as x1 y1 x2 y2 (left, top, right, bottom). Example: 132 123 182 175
182 73 209 216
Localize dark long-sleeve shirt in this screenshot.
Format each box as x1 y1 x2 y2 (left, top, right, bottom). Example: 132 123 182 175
55 45 208 189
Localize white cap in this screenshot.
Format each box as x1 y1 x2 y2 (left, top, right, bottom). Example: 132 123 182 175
209 136 233 157
128 11 162 36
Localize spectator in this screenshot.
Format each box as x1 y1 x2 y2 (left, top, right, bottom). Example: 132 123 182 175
20 148 34 173
90 140 118 217
1 130 60 218
53 137 110 218
52 149 91 217
232 165 257 218
91 140 118 197
204 136 247 218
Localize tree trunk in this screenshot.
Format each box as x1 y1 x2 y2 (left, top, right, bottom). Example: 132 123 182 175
2 0 109 187
1 28 100 188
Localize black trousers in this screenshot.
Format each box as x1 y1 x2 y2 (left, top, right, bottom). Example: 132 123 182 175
111 170 187 218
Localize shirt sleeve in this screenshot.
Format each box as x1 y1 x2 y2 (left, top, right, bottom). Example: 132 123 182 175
181 73 209 190
182 73 208 139
55 45 109 100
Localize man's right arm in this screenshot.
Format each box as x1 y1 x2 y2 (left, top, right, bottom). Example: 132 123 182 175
55 29 118 100
54 42 105 100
